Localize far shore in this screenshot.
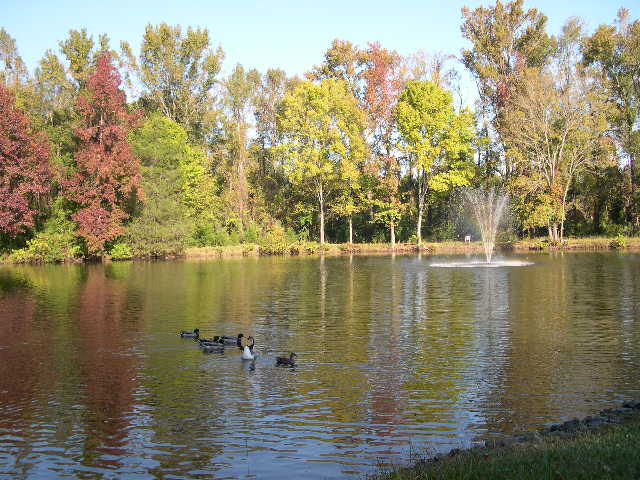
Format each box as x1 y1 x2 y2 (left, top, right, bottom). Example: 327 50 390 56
2 236 639 265
184 236 640 259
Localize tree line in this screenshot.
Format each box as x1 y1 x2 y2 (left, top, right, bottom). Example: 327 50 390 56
1 0 639 261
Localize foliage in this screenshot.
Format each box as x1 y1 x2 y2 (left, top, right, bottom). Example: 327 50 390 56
2 13 640 262
9 198 81 263
306 39 366 96
609 234 627 249
129 111 188 168
109 241 132 260
64 52 142 255
0 28 28 87
258 223 290 255
121 23 224 140
126 166 189 257
222 63 260 228
582 9 640 224
278 78 367 243
504 27 612 241
397 80 475 243
0 84 52 240
461 0 555 178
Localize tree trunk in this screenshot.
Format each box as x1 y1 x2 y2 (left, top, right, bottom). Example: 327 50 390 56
417 208 422 245
390 220 396 249
319 183 325 244
348 215 353 244
632 152 639 226
548 223 559 242
560 188 569 242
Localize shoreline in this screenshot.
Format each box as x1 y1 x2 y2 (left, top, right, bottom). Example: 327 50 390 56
183 236 640 259
372 400 640 479
2 236 640 264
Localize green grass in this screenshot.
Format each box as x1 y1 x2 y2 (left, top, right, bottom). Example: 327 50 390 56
184 244 259 257
514 235 640 251
374 414 640 480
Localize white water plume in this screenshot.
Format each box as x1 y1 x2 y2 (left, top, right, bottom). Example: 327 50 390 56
464 187 509 264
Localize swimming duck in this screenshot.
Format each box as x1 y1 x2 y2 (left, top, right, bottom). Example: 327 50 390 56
202 343 225 353
214 333 244 346
241 345 255 360
240 335 255 352
276 352 297 367
180 328 200 338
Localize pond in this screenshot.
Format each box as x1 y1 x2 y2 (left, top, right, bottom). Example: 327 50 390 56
1 252 639 479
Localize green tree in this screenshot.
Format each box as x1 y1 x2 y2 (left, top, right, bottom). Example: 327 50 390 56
121 23 224 141
253 68 291 174
0 28 28 87
278 79 367 244
397 80 475 244
307 39 367 97
130 112 221 253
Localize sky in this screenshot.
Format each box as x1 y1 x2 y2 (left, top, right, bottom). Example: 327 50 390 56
3 0 635 106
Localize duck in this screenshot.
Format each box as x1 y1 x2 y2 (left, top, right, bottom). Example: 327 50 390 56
198 336 215 343
214 333 244 346
202 343 225 353
276 352 297 367
240 335 255 352
241 345 256 360
180 328 200 338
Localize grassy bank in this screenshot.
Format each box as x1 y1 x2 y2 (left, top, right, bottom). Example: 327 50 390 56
183 236 640 259
3 236 639 264
373 407 640 480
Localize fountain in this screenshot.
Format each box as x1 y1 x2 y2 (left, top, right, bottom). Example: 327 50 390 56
430 187 532 268
465 187 509 264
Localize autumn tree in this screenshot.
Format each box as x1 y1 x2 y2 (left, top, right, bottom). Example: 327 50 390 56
253 68 292 174
121 23 224 141
397 80 475 244
461 0 554 178
504 22 612 242
361 42 405 246
0 85 52 242
278 79 367 244
222 64 260 231
582 8 640 226
65 52 141 255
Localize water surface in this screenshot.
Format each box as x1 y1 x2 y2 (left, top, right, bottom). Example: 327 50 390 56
1 252 639 478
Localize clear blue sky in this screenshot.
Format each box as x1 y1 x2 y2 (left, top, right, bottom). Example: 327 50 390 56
3 0 634 105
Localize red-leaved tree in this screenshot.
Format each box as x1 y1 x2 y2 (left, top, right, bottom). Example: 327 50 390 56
361 43 405 245
0 85 52 239
66 52 142 254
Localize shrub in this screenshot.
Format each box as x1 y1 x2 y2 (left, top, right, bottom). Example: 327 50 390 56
9 199 82 263
244 222 261 244
609 235 627 249
9 231 81 263
258 224 289 255
110 242 132 260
